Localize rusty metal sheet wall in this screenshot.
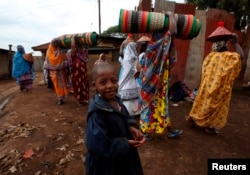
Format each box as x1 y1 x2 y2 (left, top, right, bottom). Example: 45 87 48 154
137 0 248 85
184 10 207 89
154 0 176 13
134 0 152 46
154 1 197 85
174 3 196 14
138 0 152 11
171 3 196 84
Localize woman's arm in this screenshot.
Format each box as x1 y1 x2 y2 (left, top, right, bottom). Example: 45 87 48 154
70 37 76 56
165 11 177 36
231 33 244 59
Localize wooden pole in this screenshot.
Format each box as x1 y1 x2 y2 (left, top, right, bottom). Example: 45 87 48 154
98 0 101 35
8 44 12 79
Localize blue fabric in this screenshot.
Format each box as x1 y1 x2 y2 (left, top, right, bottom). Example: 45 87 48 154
85 94 144 175
137 53 146 86
12 52 33 81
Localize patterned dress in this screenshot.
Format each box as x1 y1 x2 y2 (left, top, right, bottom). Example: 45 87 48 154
69 50 89 104
12 47 34 91
188 51 241 129
118 42 140 116
139 31 177 134
44 44 69 100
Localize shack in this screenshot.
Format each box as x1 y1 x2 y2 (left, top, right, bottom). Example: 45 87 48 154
0 48 15 80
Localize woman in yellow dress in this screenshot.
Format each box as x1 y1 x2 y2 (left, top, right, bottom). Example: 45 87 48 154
188 22 244 134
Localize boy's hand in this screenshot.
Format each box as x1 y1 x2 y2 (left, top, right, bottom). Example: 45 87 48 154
129 126 146 145
128 138 145 147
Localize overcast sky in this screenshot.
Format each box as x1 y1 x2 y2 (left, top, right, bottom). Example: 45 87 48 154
0 0 184 55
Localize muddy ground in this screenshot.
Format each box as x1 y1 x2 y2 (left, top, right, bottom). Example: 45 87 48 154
0 58 250 175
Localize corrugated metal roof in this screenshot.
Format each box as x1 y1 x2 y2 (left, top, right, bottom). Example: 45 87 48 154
32 35 124 52
0 48 15 53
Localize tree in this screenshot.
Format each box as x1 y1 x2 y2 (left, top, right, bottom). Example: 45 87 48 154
186 0 250 30
101 25 119 36
101 25 127 38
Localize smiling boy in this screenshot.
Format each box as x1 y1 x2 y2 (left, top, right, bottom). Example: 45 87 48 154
85 63 145 175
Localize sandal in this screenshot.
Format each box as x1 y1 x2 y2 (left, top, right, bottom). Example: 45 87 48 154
143 133 152 141
205 127 220 134
168 130 183 138
58 99 63 106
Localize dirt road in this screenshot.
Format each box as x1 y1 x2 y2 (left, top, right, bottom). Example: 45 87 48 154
0 70 250 175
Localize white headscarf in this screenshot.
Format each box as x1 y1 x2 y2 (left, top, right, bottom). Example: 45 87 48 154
118 42 140 100
123 42 138 62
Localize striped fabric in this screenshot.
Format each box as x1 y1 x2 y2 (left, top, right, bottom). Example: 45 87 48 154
138 31 177 134
58 32 99 48
118 9 202 40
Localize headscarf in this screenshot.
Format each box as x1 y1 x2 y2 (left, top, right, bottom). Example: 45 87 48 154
43 38 68 70
139 31 176 109
119 34 134 57
118 42 138 93
17 45 25 54
99 53 107 61
95 53 107 65
12 45 32 78
67 45 88 68
123 42 138 60
76 44 88 62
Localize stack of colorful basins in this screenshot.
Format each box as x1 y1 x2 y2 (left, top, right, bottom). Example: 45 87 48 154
57 32 99 48
118 9 202 40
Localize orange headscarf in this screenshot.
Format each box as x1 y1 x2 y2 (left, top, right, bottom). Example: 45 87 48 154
46 39 67 68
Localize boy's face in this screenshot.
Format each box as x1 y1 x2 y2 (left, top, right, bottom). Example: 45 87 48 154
93 68 118 101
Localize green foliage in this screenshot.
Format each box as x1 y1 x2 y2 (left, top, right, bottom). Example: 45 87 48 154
101 25 119 36
101 25 127 38
186 0 250 30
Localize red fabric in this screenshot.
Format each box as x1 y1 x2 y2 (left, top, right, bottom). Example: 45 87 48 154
171 3 196 85
71 55 89 103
